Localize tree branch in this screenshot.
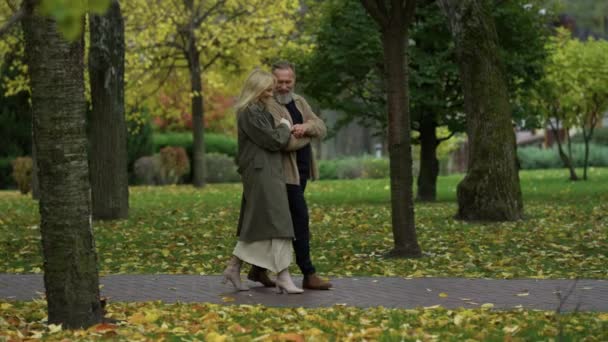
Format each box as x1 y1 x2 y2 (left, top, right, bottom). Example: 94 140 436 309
193 0 225 27
438 131 456 142
360 0 388 27
0 7 23 38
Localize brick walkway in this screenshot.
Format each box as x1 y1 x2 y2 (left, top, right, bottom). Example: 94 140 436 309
1 274 606 312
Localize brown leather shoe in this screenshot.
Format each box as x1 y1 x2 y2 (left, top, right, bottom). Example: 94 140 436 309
247 266 276 287
303 273 332 290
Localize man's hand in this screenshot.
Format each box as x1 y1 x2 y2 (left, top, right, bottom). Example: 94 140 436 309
291 124 307 138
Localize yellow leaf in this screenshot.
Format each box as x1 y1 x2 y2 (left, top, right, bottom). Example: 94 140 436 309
423 305 441 310
598 313 608 321
222 296 235 303
128 310 160 324
47 323 62 333
503 325 520 334
278 333 305 342
454 314 465 326
481 303 494 309
0 303 12 310
516 292 529 297
161 249 170 257
205 331 228 342
203 312 220 323
439 292 448 298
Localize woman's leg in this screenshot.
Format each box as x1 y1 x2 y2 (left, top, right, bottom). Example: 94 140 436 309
222 255 249 291
275 268 303 294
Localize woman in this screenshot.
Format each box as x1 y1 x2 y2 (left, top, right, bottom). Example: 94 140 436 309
222 69 303 294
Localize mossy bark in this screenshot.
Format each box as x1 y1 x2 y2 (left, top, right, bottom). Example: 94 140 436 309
439 0 523 221
89 0 129 219
22 0 102 328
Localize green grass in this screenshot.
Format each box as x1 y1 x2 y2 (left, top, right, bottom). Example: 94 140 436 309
1 168 606 279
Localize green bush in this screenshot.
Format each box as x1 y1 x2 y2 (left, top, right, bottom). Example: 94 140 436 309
336 158 363 179
153 132 237 158
205 153 240 184
319 156 390 180
571 127 608 146
362 157 390 179
0 157 14 189
518 143 608 169
127 115 154 179
319 159 339 179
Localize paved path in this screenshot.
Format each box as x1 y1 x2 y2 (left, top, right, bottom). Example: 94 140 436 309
1 274 606 312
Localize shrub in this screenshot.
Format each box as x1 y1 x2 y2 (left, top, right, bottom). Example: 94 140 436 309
335 158 364 179
319 160 338 180
11 156 32 194
127 115 154 180
205 153 240 184
517 143 608 169
153 132 237 157
319 157 391 180
133 155 161 185
571 127 608 146
361 157 390 179
159 146 190 184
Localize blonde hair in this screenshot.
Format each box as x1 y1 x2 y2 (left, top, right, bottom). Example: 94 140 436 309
234 69 275 113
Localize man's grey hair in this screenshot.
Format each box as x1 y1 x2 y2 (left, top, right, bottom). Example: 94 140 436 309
271 60 296 75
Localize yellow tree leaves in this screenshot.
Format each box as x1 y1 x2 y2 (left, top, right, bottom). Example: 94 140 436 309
122 0 301 122
1 301 607 340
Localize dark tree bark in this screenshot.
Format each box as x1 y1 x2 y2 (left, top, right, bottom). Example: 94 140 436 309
361 0 421 257
416 116 439 201
31 117 39 200
89 0 129 219
186 29 206 188
21 0 102 329
438 0 523 221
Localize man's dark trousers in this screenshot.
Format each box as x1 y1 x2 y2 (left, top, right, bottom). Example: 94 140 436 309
286 177 315 276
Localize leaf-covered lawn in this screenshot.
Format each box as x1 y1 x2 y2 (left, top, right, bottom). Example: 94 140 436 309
1 168 607 278
1 300 607 341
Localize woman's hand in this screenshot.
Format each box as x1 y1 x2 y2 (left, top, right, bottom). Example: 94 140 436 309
279 118 292 129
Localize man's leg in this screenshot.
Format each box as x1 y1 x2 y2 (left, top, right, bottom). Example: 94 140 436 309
287 182 316 275
289 179 332 290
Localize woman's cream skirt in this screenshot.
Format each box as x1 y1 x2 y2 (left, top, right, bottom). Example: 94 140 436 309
233 238 293 273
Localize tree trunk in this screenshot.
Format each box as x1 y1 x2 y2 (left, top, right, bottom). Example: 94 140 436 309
361 0 421 257
88 0 129 219
187 30 206 188
31 117 39 200
438 0 523 221
416 115 439 202
21 0 102 329
582 126 590 181
548 119 578 180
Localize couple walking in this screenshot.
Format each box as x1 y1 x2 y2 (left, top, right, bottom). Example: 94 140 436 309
222 61 332 294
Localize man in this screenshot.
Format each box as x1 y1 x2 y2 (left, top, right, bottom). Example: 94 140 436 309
248 61 332 290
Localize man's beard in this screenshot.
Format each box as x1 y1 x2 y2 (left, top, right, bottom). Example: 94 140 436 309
274 91 294 105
